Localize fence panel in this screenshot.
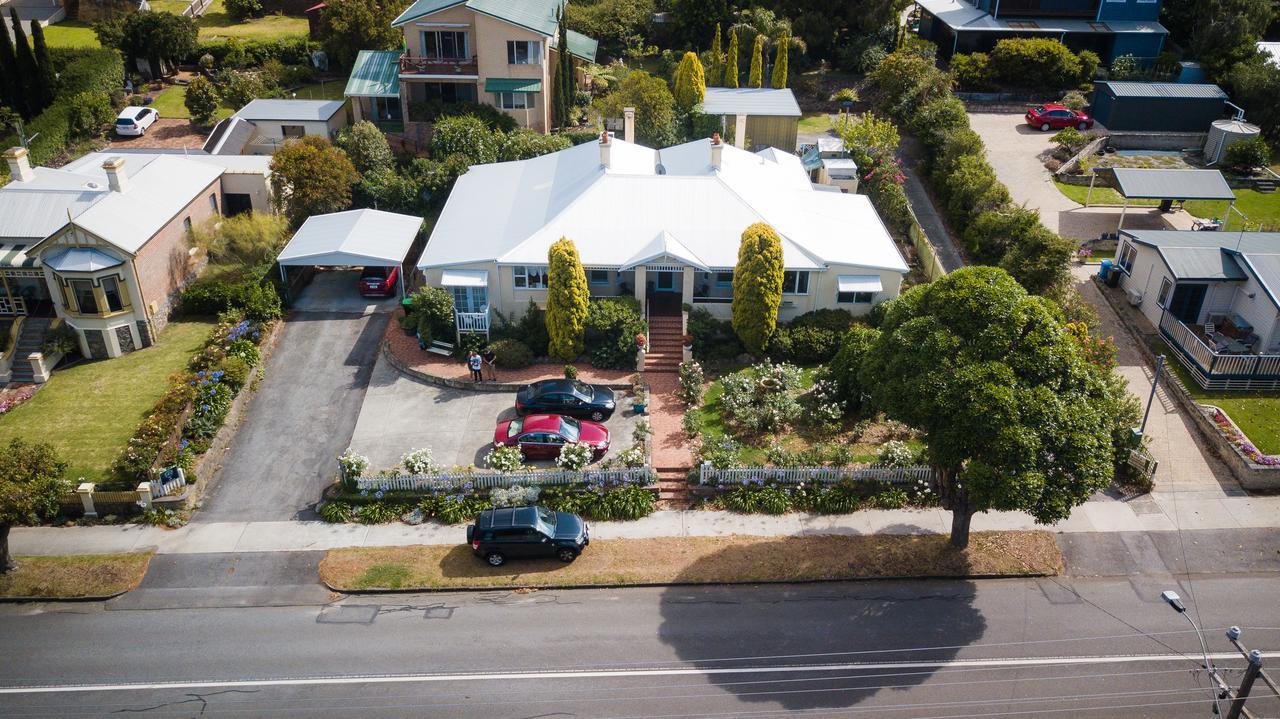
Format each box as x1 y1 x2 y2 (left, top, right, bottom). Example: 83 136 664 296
354 467 654 493
698 465 934 486
153 469 188 498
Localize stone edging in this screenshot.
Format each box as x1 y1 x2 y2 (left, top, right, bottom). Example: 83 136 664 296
1091 276 1280 491
0 590 131 603
380 340 634 392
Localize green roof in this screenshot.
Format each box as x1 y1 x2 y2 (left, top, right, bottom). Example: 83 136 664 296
552 28 598 63
344 50 402 98
390 0 597 60
484 77 543 93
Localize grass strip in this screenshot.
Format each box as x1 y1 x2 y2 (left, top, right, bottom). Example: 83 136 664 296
320 532 1063 592
0 552 153 599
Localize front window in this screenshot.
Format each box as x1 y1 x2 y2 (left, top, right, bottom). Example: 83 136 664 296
70 279 98 314
497 92 532 110
838 290 874 304
1118 242 1136 273
513 265 548 289
715 271 733 288
1157 277 1172 308
282 125 306 139
507 40 541 65
570 380 593 399
101 276 125 312
589 269 610 285
422 30 468 60
781 270 810 295
209 193 218 213
559 417 581 442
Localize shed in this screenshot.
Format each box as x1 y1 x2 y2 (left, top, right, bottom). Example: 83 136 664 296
1089 82 1228 132
699 88 802 152
232 99 349 153
276 209 423 297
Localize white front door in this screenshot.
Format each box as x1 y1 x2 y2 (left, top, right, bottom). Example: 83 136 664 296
451 286 487 314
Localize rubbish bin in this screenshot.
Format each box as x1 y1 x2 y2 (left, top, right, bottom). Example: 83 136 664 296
1106 267 1121 287
1099 259 1112 281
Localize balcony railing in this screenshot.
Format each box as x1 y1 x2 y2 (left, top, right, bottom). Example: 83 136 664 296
456 308 490 336
399 56 479 76
1159 312 1280 391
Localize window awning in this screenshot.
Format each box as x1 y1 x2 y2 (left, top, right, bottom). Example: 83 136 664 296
44 247 123 273
0 243 40 269
440 269 488 287
838 275 882 292
484 78 542 93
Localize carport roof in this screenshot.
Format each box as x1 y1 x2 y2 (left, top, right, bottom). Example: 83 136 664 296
278 209 423 267
1112 168 1236 201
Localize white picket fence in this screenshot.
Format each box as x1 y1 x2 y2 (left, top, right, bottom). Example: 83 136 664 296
354 467 654 493
698 464 934 486
152 468 188 498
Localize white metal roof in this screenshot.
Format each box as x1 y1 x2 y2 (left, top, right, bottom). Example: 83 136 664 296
0 167 107 241
234 99 346 122
278 209 423 266
420 137 907 274
701 88 802 117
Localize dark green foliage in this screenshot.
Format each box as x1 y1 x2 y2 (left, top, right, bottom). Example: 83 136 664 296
962 204 1043 264
986 38 1084 90
908 95 970 153
225 0 264 21
498 129 572 161
354 167 424 214
1224 57 1280 145
585 296 645 369
1164 0 1274 78
669 0 728 47
553 4 574 129
496 300 550 357
65 91 114 139
488 338 533 369
0 13 21 117
732 223 785 355
818 325 880 413
407 286 454 343
429 114 498 164
998 225 1075 295
563 0 653 60
117 11 199 78
591 70 677 148
316 0 404 67
319 501 354 523
196 36 318 67
9 8 41 118
687 306 743 361
28 19 55 110
561 130 600 145
767 324 843 365
180 279 283 321
950 52 992 90
219 355 251 390
1222 136 1270 173
405 153 471 201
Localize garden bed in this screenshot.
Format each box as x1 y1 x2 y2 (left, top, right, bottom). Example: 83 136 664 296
0 552 153 600
319 531 1063 591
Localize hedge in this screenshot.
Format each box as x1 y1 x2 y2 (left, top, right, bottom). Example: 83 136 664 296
195 37 318 67
0 47 125 176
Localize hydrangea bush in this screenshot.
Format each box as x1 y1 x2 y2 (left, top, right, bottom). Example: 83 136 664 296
401 448 441 475
555 442 595 471
490 485 541 507
485 445 525 472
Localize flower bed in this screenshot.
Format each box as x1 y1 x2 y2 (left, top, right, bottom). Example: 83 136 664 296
0 386 37 416
1209 406 1280 467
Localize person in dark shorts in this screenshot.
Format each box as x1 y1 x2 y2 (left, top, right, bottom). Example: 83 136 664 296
482 346 498 381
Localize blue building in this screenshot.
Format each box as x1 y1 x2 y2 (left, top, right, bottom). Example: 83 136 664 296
916 0 1168 63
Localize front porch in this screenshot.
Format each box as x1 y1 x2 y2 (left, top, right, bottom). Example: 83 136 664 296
1158 312 1280 390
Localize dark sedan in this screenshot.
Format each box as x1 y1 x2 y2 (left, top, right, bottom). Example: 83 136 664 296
515 379 616 421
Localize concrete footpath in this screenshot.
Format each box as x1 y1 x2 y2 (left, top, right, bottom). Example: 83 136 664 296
12 494 1280 556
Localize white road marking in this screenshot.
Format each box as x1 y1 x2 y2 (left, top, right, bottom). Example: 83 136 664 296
0 653 1241 695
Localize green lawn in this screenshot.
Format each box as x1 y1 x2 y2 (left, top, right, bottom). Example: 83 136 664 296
41 20 100 48
141 0 309 41
150 85 235 121
1153 339 1280 455
797 112 835 136
290 81 348 101
1055 180 1280 231
0 321 213 482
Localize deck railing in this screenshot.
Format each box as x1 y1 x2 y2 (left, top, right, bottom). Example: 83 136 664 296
399 56 479 76
455 309 490 335
1159 312 1280 390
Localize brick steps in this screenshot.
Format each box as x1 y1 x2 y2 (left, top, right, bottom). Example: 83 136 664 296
655 467 691 510
645 314 684 375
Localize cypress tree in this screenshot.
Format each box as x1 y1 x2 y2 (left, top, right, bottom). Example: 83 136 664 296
553 4 575 130
708 23 722 86
723 28 739 88
770 33 789 89
10 9 42 118
748 33 763 88
28 20 55 109
0 13 22 117
546 237 589 361
731 222 784 355
673 51 706 111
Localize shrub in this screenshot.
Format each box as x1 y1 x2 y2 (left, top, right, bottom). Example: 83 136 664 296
485 445 524 472
687 306 743 361
768 325 842 365
183 76 221 126
489 338 533 369
1110 54 1139 80
819 325 880 414
42 324 80 355
335 120 394 174
489 485 540 508
556 442 595 471
1222 137 1270 174
718 361 804 434
400 448 440 475
180 279 282 321
66 91 114 139
546 238 589 361
585 484 655 520
197 36 317 67
433 494 492 524
337 449 369 479
910 95 970 152
218 355 251 390
720 482 791 514
585 296 645 369
988 38 1082 90
1059 90 1088 112
319 501 354 523
183 376 234 440
355 501 401 524
877 439 922 467
498 128 571 161
563 364 578 379
496 300 550 357
676 359 705 406
224 0 263 21
1051 127 1087 155
791 308 856 333
732 223 785 355
407 286 454 342
950 52 992 90
429 114 499 164
1077 50 1100 83
192 212 289 267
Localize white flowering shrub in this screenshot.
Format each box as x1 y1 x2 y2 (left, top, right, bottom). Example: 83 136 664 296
485 445 525 472
877 440 922 467
401 448 441 475
556 442 596 471
719 362 804 434
490 485 541 507
613 443 647 468
337 449 369 478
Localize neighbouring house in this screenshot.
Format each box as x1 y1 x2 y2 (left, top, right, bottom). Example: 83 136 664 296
345 50 405 129
1114 229 1280 390
417 131 909 336
343 0 598 134
699 87 802 152
916 0 1167 63
0 147 274 371
203 99 350 155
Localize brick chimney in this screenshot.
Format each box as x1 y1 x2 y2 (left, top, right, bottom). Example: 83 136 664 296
710 132 723 170
3 146 35 183
102 156 129 193
623 107 635 143
599 130 611 169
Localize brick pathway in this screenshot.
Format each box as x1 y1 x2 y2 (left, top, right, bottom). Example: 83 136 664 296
104 119 209 151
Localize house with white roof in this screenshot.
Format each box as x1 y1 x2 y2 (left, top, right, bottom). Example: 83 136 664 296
0 146 274 373
203 99 349 155
418 131 909 333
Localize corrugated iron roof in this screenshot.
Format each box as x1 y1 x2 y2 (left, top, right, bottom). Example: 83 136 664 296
1122 230 1280 309
1112 168 1236 201
1096 81 1228 99
700 88 802 117
345 50 402 98
235 99 346 122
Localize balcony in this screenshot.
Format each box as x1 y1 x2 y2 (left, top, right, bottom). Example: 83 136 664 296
1159 312 1280 391
399 56 478 77
994 0 1099 18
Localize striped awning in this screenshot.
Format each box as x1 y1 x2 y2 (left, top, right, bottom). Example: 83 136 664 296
0 244 40 269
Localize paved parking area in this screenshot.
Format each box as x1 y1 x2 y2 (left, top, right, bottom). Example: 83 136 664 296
349 354 643 473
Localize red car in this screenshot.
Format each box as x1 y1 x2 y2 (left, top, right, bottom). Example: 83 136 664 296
358 266 399 297
1025 104 1094 132
493 414 610 461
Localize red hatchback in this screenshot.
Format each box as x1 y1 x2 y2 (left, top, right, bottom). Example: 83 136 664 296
358 266 399 297
1025 104 1094 132
493 414 610 461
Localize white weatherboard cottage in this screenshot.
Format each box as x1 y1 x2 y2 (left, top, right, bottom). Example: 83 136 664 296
417 132 909 332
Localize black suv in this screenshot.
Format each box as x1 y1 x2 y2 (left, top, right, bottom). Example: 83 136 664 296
467 505 589 567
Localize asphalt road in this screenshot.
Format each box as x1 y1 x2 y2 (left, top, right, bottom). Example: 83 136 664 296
198 272 393 522
2 574 1278 718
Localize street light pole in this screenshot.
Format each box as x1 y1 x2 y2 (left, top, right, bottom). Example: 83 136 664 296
1139 354 1165 436
1162 590 1223 717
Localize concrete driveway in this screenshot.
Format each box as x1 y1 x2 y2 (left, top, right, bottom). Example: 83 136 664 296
349 354 643 473
968 112 1197 240
196 271 395 522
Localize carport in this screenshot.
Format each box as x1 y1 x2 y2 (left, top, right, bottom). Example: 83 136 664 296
1102 168 1236 232
276 208 423 299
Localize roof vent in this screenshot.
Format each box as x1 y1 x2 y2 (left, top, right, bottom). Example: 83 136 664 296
655 163 666 175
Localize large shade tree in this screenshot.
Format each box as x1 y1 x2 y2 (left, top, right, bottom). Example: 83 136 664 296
318 0 407 68
592 70 676 147
731 222 784 355
546 237 590 361
860 267 1118 548
0 438 70 573
269 135 360 226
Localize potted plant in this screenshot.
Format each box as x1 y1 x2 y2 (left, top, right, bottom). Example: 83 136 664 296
631 387 648 414
681 334 693 350
635 332 648 351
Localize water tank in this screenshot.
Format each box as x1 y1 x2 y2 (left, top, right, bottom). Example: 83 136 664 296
1204 119 1262 165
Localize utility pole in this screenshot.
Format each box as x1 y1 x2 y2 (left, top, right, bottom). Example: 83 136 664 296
1162 596 1279 718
